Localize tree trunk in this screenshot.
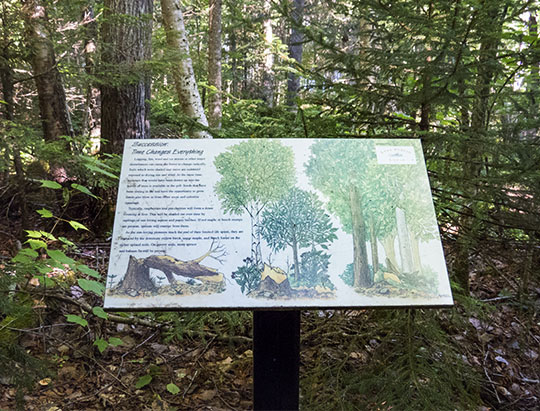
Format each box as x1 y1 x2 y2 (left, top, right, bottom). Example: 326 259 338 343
207 0 222 129
101 0 153 154
455 3 505 294
369 215 379 273
0 54 28 231
261 0 274 106
410 233 422 272
291 234 300 282
160 0 211 139
396 207 414 273
349 185 371 287
382 235 399 272
286 0 304 108
118 255 156 293
81 4 101 154
117 245 223 293
21 0 73 146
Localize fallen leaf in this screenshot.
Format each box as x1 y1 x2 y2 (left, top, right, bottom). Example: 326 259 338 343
39 378 52 386
197 389 216 401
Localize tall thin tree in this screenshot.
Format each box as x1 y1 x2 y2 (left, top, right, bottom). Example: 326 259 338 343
160 0 211 139
208 0 222 129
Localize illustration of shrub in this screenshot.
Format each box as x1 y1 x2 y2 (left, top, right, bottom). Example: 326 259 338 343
231 257 261 294
296 248 334 289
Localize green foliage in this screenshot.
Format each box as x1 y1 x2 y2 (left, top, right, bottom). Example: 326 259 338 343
296 249 333 289
65 314 88 327
260 187 337 252
302 309 482 410
231 258 260 294
214 139 296 215
340 263 354 287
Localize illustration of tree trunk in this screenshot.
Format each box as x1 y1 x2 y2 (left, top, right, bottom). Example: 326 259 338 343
160 0 211 138
291 232 300 281
207 0 222 129
396 207 414 273
369 215 379 273
286 0 304 108
410 232 422 272
382 235 399 272
349 185 371 287
117 242 225 293
118 255 157 292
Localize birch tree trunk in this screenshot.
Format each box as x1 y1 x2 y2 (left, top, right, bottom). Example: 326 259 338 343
207 0 222 129
21 0 73 144
396 207 414 273
160 0 211 139
286 0 304 108
261 0 274 107
101 0 153 154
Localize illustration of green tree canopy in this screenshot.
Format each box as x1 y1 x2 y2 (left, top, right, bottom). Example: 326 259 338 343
306 139 437 285
214 139 296 265
260 187 337 280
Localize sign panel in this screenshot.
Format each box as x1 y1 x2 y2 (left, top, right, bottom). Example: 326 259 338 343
104 139 453 310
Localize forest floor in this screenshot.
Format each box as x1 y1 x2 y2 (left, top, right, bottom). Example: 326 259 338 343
0 231 539 410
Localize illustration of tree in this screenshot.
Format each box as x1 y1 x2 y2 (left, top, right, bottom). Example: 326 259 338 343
117 241 226 294
259 187 337 281
214 140 295 266
306 140 375 288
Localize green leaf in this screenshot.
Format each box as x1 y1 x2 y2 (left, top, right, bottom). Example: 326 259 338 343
135 374 153 389
77 264 100 279
85 163 119 179
47 249 76 265
69 220 89 231
39 180 62 189
27 239 47 250
40 231 57 241
58 237 75 247
166 383 180 395
66 314 88 327
78 278 105 296
37 208 53 218
108 337 123 347
71 183 98 199
12 248 39 263
26 230 42 238
92 307 108 320
93 338 108 353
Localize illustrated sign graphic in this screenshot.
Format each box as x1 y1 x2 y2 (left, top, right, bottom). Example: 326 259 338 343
104 139 453 310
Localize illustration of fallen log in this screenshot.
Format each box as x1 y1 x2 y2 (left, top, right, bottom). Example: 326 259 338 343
116 241 226 294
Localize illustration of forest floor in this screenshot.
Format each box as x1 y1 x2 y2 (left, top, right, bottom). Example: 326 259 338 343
107 277 225 298
1 237 538 410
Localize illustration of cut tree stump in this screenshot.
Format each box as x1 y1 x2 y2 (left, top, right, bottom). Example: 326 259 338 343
254 264 293 297
116 241 225 294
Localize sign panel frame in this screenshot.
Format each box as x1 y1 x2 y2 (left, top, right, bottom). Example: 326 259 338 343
104 138 453 311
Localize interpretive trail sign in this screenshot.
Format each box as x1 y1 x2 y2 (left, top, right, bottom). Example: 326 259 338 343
104 138 452 310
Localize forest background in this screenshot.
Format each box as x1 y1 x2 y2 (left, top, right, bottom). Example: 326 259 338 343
0 0 539 409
